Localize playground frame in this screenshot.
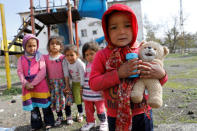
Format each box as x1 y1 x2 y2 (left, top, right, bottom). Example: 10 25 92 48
0 0 81 89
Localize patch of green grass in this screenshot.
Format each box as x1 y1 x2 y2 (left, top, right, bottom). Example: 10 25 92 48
165 53 197 67
0 67 19 84
183 120 197 123
177 116 197 123
164 82 195 90
166 53 197 58
169 69 197 79
1 87 22 96
177 103 188 108
185 90 197 100
166 53 184 58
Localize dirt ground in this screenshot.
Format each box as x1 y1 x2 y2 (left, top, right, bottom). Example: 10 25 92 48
0 53 197 131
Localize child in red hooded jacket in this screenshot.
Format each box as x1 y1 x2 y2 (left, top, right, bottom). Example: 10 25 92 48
89 4 168 131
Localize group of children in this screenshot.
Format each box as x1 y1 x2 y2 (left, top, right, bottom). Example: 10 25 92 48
17 33 108 131
17 3 168 131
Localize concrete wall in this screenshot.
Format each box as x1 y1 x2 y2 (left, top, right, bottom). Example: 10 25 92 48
77 18 103 44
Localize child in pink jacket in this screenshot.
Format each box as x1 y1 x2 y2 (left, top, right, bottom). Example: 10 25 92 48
17 34 54 130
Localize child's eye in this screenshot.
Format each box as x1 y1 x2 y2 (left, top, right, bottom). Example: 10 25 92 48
109 26 117 30
125 24 131 28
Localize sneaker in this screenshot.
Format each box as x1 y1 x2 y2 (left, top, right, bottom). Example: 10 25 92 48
66 116 73 125
54 116 63 126
81 123 95 131
99 121 108 131
77 113 83 123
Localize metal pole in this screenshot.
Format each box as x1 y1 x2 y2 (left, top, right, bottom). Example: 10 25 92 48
46 0 50 39
30 0 35 34
67 0 74 44
0 4 11 89
74 0 79 52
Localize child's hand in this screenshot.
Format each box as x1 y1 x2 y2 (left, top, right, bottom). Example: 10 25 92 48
138 61 165 79
25 83 34 90
63 86 71 95
118 58 140 79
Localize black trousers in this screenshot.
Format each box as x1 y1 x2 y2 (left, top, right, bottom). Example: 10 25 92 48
107 110 153 131
31 106 55 129
56 104 83 118
56 105 72 117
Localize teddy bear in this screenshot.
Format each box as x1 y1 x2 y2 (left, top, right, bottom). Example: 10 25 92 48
130 41 169 108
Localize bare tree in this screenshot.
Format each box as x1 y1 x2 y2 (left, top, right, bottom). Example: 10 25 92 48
143 16 162 43
163 17 180 53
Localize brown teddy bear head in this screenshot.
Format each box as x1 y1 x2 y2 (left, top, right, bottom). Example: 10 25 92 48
139 41 169 62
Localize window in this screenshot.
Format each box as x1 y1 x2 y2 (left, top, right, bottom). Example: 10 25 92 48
93 30 97 35
81 29 87 37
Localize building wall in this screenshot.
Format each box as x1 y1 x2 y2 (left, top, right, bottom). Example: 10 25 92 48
77 18 103 45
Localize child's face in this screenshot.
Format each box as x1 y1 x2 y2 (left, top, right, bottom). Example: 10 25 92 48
65 50 78 64
49 39 61 54
25 39 37 55
108 12 133 47
85 49 96 63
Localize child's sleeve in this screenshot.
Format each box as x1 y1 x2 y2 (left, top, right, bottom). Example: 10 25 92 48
89 51 120 91
31 56 46 86
17 57 28 87
159 72 168 85
62 59 69 77
78 59 86 87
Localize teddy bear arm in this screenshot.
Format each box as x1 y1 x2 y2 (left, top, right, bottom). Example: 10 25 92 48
131 79 145 103
144 79 163 108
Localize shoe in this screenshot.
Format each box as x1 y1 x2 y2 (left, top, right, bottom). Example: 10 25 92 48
66 116 73 125
81 123 95 131
54 116 63 126
45 125 52 131
77 113 83 123
99 121 108 131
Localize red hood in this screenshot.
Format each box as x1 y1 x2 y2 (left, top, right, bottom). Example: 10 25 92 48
102 4 138 49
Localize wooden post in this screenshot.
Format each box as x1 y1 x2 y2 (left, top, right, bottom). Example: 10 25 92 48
30 0 35 34
46 0 50 39
67 0 74 44
74 0 79 52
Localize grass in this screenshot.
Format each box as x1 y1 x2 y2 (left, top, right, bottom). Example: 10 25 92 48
2 87 22 96
153 52 197 126
0 86 22 100
0 67 19 85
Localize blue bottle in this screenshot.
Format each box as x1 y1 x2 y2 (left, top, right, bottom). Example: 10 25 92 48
126 53 139 78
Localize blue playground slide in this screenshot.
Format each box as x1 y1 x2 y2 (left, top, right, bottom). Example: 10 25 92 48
78 0 107 19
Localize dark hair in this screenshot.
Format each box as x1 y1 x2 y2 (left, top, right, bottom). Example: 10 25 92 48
82 41 100 58
64 44 78 55
47 36 64 53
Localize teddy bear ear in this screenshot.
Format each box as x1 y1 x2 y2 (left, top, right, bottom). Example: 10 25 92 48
163 46 169 56
139 41 145 47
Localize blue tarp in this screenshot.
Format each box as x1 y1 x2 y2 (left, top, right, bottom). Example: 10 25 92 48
95 36 105 44
78 0 107 19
